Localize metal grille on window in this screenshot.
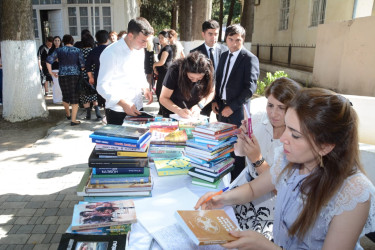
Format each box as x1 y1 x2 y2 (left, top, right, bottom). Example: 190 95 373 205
33 9 39 38
311 0 326 27
68 7 78 36
279 0 290 30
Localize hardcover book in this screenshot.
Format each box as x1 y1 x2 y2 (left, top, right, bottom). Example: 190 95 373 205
94 147 149 158
191 177 222 189
90 175 151 185
186 137 237 152
164 130 188 142
192 129 240 141
88 148 149 168
85 177 153 193
66 224 131 235
194 122 237 135
175 210 239 245
95 142 148 152
92 167 145 175
185 147 234 162
58 233 128 250
93 167 150 177
154 157 191 176
70 200 137 230
188 166 234 183
94 124 150 140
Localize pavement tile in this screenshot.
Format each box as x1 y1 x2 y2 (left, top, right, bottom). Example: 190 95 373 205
24 202 43 209
51 233 62 243
47 224 59 234
41 234 53 244
64 194 82 201
55 194 66 201
42 216 58 225
0 195 9 203
57 224 70 234
22 195 33 202
16 209 36 217
5 196 24 202
34 208 46 216
43 208 59 216
8 225 21 234
57 207 73 216
14 216 32 225
30 195 57 202
59 201 70 208
42 201 61 209
16 225 35 234
20 245 34 250
27 234 46 244
0 233 30 244
0 202 27 209
0 225 12 235
31 224 49 234
49 243 60 249
33 244 52 250
0 245 7 250
57 216 72 225
68 201 79 208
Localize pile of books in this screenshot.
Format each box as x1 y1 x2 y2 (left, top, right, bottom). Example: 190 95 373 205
185 122 240 188
59 200 136 249
77 124 153 197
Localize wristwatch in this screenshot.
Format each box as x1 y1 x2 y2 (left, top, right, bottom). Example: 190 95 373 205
252 157 265 168
197 103 204 110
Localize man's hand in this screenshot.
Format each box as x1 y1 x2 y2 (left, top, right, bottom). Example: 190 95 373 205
221 106 233 117
212 102 219 114
143 88 153 105
121 101 141 116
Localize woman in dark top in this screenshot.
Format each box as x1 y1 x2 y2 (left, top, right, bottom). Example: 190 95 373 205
153 30 173 115
46 34 85 126
47 36 62 104
160 51 214 118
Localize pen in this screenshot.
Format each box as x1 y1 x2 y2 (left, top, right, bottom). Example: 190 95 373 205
243 103 253 138
182 101 188 109
201 186 229 205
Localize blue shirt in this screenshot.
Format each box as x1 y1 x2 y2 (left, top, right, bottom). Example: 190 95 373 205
46 46 85 76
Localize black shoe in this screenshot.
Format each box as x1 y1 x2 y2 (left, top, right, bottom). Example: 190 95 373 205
85 107 91 120
66 115 71 120
94 106 102 119
71 121 81 126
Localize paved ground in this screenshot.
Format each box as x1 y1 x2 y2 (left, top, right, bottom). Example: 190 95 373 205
0 95 374 249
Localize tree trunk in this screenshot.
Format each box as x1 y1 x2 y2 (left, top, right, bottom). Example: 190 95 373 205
179 0 193 41
192 0 212 40
219 0 224 42
226 0 236 27
0 0 48 122
171 0 178 31
240 0 255 42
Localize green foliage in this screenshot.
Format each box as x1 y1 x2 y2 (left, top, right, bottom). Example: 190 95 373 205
256 71 288 96
140 0 174 33
212 0 242 25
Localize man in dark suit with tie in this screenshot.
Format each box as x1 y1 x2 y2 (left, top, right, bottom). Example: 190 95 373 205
212 24 259 181
190 20 227 118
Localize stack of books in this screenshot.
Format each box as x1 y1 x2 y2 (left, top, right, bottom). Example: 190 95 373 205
77 124 153 197
59 200 136 249
185 122 240 188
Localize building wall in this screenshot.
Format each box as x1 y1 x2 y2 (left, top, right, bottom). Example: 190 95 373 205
313 16 375 96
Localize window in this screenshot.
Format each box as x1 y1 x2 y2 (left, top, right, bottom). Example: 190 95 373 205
67 0 111 3
91 7 100 34
310 0 326 27
279 0 290 30
33 9 39 38
102 7 112 32
32 0 61 4
68 7 78 36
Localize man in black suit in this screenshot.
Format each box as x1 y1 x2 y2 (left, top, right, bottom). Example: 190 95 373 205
190 20 227 118
212 24 259 181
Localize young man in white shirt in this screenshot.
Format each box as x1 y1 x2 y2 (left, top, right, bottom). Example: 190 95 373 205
97 17 154 125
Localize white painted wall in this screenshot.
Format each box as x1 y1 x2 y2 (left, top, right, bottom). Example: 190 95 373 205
48 10 64 38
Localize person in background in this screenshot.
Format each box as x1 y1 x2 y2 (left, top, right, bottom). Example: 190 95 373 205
232 77 302 240
159 51 214 118
47 36 63 104
74 29 91 49
190 19 228 119
144 27 155 91
86 30 110 109
196 88 375 250
153 30 173 115
47 34 85 126
38 36 54 96
109 31 118 44
80 34 101 120
97 17 153 125
0 48 2 105
168 29 185 61
117 30 127 40
212 24 260 181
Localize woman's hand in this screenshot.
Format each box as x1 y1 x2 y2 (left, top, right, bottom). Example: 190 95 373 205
191 105 201 117
237 132 262 163
194 191 226 210
222 230 279 250
177 108 192 118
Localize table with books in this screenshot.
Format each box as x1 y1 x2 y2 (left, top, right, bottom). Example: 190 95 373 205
60 117 242 249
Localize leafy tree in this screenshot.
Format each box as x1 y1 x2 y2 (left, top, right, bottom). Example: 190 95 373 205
140 0 177 33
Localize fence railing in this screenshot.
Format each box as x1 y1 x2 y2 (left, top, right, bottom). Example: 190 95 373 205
251 43 316 72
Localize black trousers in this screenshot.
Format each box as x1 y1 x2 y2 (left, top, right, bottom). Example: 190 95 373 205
105 108 143 125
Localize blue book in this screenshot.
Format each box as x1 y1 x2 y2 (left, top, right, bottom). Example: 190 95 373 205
185 154 230 166
90 176 150 185
186 137 237 152
92 167 145 174
90 132 151 144
91 134 151 148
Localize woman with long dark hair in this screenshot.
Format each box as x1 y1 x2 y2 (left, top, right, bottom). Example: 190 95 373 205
47 36 62 104
159 51 214 118
195 88 375 249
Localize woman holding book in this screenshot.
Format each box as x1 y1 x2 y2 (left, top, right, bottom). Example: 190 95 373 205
159 51 215 118
195 88 375 249
231 77 301 239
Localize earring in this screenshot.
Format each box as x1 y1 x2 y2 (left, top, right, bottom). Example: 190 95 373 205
319 155 324 168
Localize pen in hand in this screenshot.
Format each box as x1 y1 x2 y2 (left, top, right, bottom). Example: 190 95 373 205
201 187 229 205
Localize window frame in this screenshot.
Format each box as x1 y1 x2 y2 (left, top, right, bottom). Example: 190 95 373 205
278 0 290 31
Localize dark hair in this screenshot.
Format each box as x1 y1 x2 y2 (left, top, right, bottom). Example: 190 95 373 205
117 30 127 39
62 34 74 45
265 77 302 106
46 36 54 43
202 20 220 32
176 51 214 100
167 29 177 39
127 17 153 36
50 36 61 50
95 30 109 44
158 30 169 38
282 88 363 239
82 34 95 48
81 29 91 37
225 24 246 40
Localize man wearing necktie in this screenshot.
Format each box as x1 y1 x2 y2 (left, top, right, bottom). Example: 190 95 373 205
190 20 228 119
212 24 259 181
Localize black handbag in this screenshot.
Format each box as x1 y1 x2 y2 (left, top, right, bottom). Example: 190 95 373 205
78 73 97 95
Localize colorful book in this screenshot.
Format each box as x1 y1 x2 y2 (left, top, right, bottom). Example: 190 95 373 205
85 179 153 193
91 133 151 148
164 130 188 142
58 233 128 250
93 167 149 177
88 148 148 168
70 200 137 230
154 157 191 176
185 145 234 157
92 167 145 175
66 224 131 235
188 166 234 183
185 146 234 161
95 142 149 152
185 154 230 167
190 157 235 173
191 177 222 189
192 129 240 140
194 122 237 135
175 210 239 245
90 131 150 144
94 124 150 140
169 113 208 122
186 136 237 152
94 147 149 158
90 176 151 185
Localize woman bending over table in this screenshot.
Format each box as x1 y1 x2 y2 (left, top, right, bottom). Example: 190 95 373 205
195 88 375 250
159 51 214 118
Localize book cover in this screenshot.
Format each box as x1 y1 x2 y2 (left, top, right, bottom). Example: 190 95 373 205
195 122 237 135
192 129 240 141
191 177 222 189
94 147 149 158
185 147 234 162
188 166 234 183
93 167 149 177
191 157 235 173
175 210 239 245
58 233 128 250
154 157 191 176
164 130 188 142
85 178 153 193
92 167 145 175
95 142 148 152
90 176 151 185
91 133 151 148
70 200 137 230
169 113 208 122
186 137 237 152
185 144 234 157
88 148 149 168
66 224 131 235
94 124 150 140
90 131 150 144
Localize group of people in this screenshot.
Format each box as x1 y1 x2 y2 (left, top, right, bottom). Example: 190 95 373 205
96 17 375 249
